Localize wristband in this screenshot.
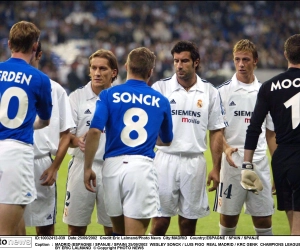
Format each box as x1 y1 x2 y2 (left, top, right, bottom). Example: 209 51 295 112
242 161 254 170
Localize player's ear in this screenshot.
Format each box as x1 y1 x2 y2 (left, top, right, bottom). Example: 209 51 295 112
194 58 200 68
254 58 258 65
284 51 288 61
125 63 128 72
8 40 11 49
32 41 38 53
111 68 117 79
148 68 153 78
37 51 43 60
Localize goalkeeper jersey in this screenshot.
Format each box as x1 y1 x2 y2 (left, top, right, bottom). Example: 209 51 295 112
245 67 300 149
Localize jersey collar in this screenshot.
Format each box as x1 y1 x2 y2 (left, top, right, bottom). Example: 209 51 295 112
85 81 100 100
7 57 28 64
231 73 260 92
171 73 205 93
125 79 148 86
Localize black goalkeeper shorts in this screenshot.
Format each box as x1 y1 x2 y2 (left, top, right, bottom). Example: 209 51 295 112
272 145 300 211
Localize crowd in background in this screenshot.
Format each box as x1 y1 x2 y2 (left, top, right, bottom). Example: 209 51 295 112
0 1 299 93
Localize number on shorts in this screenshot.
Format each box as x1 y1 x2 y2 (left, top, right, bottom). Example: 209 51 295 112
284 92 300 129
120 107 148 147
0 87 28 128
219 182 232 199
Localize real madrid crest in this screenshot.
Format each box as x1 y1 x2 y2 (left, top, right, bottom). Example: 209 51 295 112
197 99 203 108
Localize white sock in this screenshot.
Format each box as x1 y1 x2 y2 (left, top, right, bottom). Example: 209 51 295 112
148 233 153 236
219 223 236 235
254 227 273 235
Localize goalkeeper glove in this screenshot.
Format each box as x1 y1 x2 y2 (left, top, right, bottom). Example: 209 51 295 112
240 162 263 195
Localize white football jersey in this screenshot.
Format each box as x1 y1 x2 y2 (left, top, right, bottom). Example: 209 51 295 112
67 81 106 161
152 74 227 155
218 73 274 161
34 79 75 157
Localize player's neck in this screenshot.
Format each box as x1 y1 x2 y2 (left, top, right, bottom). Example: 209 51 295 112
236 73 255 84
177 76 197 92
127 73 148 82
288 62 300 69
11 52 33 64
92 85 110 96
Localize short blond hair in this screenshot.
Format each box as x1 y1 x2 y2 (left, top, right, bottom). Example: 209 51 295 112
126 47 156 79
9 21 40 53
233 39 258 60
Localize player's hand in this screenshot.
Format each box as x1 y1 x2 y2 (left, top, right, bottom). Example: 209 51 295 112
240 162 263 195
224 147 238 168
40 165 57 186
272 180 276 195
84 168 96 193
78 132 87 152
207 167 220 192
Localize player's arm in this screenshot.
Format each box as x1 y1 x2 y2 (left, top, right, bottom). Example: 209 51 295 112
243 112 266 190
207 128 223 192
156 135 172 146
157 97 173 146
33 116 50 130
265 128 277 194
35 76 52 129
84 95 108 192
40 129 72 186
84 128 101 192
67 91 87 151
266 128 277 156
222 128 238 168
69 132 87 152
244 84 269 160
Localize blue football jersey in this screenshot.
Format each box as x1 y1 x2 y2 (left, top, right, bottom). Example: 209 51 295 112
90 79 173 159
0 58 52 144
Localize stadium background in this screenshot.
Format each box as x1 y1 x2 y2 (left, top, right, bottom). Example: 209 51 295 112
0 1 295 91
0 1 294 235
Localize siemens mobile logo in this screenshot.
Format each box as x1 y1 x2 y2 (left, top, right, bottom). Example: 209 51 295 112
271 78 300 91
113 92 160 107
171 109 201 117
172 109 201 124
234 110 253 123
234 110 253 116
182 117 200 124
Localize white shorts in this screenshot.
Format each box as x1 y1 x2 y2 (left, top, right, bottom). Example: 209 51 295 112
0 140 35 205
214 152 274 216
102 155 161 219
23 155 56 227
154 150 210 219
63 157 112 227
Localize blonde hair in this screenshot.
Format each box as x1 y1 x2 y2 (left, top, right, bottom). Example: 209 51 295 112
233 39 258 60
126 47 156 79
89 49 119 82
